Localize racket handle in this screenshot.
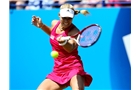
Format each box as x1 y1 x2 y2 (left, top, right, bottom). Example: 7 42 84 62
61 36 71 41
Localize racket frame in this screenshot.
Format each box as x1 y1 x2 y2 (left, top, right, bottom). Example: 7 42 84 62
78 24 102 48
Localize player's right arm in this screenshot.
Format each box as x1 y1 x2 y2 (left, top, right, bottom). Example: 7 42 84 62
31 15 58 36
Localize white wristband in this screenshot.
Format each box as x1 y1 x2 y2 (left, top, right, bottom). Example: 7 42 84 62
59 40 68 46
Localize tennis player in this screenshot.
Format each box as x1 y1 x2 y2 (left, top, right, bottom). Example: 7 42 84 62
32 3 93 90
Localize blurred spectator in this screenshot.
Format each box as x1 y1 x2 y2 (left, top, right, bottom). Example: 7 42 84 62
53 0 60 8
42 0 54 9
25 0 41 10
16 0 29 10
80 0 102 8
106 0 131 7
10 0 17 9
53 0 82 8
10 0 28 10
26 0 54 10
106 0 122 7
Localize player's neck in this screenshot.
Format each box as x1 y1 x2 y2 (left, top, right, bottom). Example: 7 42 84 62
58 25 65 31
59 24 72 31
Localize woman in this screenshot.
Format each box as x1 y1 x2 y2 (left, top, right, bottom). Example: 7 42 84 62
32 3 92 90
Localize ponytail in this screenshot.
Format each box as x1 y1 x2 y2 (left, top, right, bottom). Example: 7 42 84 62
60 3 89 16
74 10 89 16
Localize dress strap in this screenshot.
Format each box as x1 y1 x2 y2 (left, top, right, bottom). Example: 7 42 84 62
51 21 60 34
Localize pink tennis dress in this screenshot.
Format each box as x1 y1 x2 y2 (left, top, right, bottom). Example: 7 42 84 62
46 21 92 86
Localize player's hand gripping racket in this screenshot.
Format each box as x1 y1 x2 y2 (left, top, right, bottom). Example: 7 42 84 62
61 24 102 48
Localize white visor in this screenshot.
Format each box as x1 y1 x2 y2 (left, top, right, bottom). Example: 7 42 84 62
60 8 74 18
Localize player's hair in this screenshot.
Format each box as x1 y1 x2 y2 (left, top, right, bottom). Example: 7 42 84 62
60 3 89 16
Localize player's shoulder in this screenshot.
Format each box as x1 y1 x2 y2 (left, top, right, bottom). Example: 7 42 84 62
51 20 59 26
68 24 79 36
50 20 59 30
73 24 79 31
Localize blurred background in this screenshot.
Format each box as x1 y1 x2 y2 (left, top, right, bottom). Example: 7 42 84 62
9 0 131 90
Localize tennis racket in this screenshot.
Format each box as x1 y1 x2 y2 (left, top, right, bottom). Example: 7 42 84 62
61 24 102 48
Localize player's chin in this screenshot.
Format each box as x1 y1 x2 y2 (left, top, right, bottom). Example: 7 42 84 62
63 24 71 28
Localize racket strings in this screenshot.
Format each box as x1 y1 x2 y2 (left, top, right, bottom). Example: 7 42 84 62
79 26 101 47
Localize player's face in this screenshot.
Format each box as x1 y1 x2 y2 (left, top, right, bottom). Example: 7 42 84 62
60 17 73 29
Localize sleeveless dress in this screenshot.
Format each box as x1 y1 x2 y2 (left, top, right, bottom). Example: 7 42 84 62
46 21 92 86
